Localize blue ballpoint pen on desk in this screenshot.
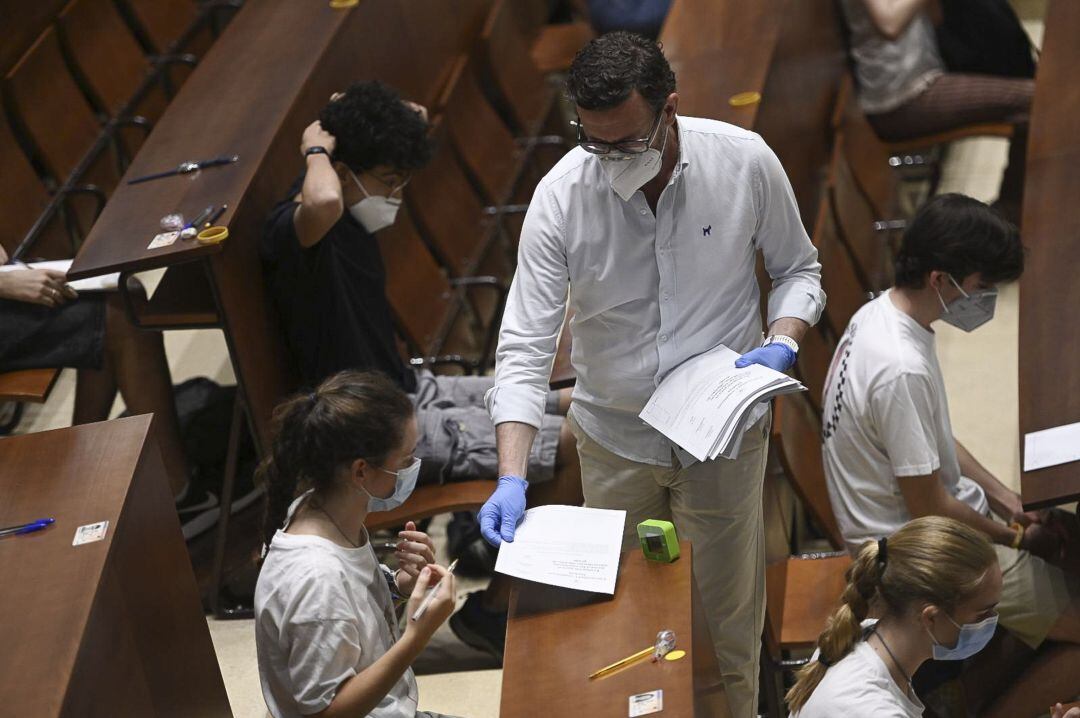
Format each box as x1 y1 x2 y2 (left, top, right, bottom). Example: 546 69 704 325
0 517 54 538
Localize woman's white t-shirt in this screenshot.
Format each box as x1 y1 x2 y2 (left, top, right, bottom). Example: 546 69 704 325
790 631 924 718
254 493 419 718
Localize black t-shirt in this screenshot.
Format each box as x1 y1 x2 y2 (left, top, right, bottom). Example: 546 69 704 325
260 176 415 392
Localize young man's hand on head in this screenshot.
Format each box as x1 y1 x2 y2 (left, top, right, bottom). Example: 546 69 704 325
301 120 337 157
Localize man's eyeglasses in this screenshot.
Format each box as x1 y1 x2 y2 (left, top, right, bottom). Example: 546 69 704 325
574 110 663 156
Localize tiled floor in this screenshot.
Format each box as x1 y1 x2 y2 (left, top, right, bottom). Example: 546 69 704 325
11 4 1046 715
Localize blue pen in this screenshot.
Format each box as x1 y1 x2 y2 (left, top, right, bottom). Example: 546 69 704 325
0 517 54 537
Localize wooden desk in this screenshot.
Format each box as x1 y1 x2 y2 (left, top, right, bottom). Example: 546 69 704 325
0 415 231 716
660 0 846 231
502 542 731 717
1018 0 1080 509
68 0 488 452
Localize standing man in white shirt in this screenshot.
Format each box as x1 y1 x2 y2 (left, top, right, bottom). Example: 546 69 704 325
479 32 826 716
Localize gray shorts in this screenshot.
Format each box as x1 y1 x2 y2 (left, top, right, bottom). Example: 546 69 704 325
411 371 561 486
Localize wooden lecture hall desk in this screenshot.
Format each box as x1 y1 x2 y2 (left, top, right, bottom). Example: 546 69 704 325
1018 0 1080 509
502 542 732 717
67 0 488 454
0 416 230 717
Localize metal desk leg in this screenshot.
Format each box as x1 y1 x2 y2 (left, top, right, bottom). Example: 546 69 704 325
209 391 251 619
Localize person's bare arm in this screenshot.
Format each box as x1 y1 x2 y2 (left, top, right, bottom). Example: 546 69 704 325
897 472 1017 545
767 317 810 345
955 439 1027 521
294 120 344 248
861 0 930 40
497 421 539 478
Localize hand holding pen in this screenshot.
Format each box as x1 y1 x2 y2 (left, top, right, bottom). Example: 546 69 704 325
404 562 457 643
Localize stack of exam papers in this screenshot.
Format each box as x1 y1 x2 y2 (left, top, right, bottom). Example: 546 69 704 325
640 344 805 462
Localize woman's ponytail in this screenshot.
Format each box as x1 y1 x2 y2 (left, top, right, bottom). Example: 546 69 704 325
785 540 884 712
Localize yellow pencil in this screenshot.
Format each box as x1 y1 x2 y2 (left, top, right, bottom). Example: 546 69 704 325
588 645 655 680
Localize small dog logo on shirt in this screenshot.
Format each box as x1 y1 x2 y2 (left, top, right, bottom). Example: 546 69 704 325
703 225 712 237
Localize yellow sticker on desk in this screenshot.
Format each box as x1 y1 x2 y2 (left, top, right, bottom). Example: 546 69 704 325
329 0 358 7
196 226 229 245
664 650 686 662
728 91 762 107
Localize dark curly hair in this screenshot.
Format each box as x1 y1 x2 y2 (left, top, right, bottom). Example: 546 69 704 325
894 193 1024 289
566 31 676 112
318 81 432 174
258 370 414 549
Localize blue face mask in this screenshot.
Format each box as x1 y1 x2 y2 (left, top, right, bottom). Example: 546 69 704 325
358 457 420 512
926 612 998 660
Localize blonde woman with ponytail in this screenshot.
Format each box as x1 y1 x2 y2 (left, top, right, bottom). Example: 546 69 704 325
788 517 1001 717
254 371 459 718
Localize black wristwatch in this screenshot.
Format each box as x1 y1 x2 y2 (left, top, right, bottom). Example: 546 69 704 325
304 146 330 158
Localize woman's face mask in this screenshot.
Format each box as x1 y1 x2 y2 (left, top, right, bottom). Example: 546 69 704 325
347 169 406 233
925 611 998 660
935 274 998 332
356 457 421 513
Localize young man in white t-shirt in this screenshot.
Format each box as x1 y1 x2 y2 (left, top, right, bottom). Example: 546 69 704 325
821 193 1080 717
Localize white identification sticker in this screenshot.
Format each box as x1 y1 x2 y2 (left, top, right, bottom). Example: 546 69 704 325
629 689 663 716
73 521 109 546
147 231 180 249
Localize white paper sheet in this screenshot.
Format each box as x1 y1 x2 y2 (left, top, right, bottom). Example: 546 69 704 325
0 259 119 293
1023 420 1080 472
494 505 626 594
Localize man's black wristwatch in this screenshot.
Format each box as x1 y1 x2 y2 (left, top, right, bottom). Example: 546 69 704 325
304 146 330 158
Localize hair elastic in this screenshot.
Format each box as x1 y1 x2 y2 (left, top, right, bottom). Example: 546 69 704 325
877 537 888 566
817 653 833 668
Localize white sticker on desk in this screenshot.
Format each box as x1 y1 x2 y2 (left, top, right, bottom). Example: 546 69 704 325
629 689 663 716
73 520 109 546
147 231 180 250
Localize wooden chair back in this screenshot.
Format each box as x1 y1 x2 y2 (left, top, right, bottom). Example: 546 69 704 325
115 0 200 54
813 195 869 340
794 323 836 416
834 76 897 219
0 116 64 258
2 27 110 186
376 206 460 358
438 54 521 206
479 0 555 135
829 136 894 292
771 393 844 550
406 120 492 276
764 553 851 657
0 368 62 403
58 0 167 122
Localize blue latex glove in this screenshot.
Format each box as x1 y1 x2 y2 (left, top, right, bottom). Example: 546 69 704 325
734 343 797 372
478 475 528 546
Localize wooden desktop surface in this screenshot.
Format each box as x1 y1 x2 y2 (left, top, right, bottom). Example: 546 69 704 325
502 542 731 717
0 416 230 716
1018 0 1080 509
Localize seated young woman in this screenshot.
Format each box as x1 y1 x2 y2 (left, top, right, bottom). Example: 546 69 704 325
255 370 459 718
787 516 1001 717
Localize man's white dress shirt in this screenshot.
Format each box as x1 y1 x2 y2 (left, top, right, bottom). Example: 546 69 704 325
486 115 825 466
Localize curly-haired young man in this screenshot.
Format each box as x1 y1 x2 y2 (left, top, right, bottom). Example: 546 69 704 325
260 82 582 658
